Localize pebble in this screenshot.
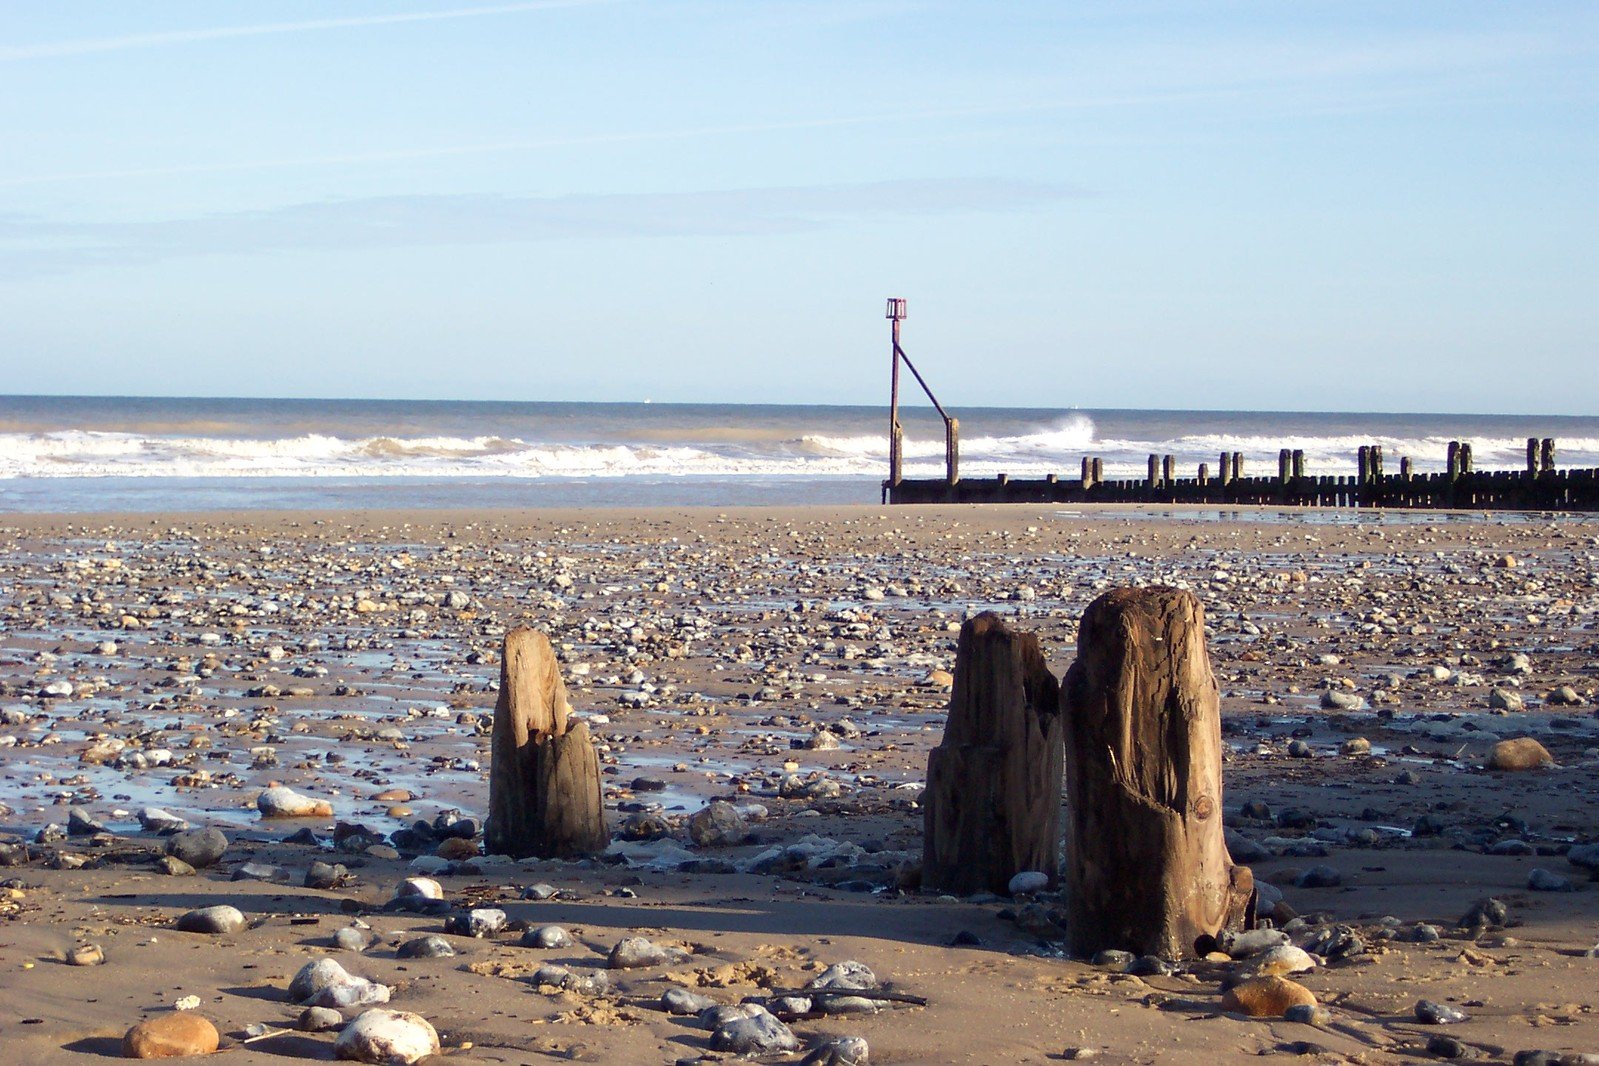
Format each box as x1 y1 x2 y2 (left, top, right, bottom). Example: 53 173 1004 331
67 807 108 836
1091 949 1136 969
164 828 228 869
708 1003 798 1055
122 1013 220 1059
175 905 247 935
1295 865 1342 888
1302 925 1367 962
1218 928 1289 958
1416 999 1470 1024
305 861 349 890
67 943 105 966
807 960 879 1014
1527 868 1574 892
290 957 391 1008
533 964 610 995
299 1005 344 1032
155 856 195 877
444 907 506 938
1284 1003 1332 1026
802 1035 870 1066
1427 1034 1475 1059
332 1008 440 1065
1221 976 1317 1017
520 883 559 901
1007 870 1050 895
232 862 289 883
1487 737 1554 771
688 800 750 847
395 877 443 901
608 935 681 969
257 785 334 818
334 926 373 952
396 935 456 959
1241 944 1316 977
1489 688 1526 712
661 987 717 1015
520 925 572 949
138 808 189 834
1459 897 1509 931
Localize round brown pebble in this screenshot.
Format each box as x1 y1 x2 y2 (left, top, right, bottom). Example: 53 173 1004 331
434 837 479 861
1221 976 1317 1018
1487 737 1553 772
122 1012 220 1058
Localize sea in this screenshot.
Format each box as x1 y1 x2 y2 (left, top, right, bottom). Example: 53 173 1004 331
2 394 1597 513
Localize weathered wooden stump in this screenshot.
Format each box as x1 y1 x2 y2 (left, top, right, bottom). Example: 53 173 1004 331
486 628 607 859
922 612 1062 896
1060 587 1254 959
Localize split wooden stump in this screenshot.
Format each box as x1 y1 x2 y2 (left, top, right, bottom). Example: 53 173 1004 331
1061 587 1255 959
923 612 1063 896
486 628 607 859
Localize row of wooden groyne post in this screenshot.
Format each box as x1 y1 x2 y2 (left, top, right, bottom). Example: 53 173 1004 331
886 437 1599 510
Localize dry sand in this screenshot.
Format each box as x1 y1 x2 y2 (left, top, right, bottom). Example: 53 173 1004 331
0 503 1596 1064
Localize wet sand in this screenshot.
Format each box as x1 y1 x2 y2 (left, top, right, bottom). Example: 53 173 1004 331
0 504 1596 1064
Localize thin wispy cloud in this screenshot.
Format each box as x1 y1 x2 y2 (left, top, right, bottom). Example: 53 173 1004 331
0 179 1079 277
0 0 616 61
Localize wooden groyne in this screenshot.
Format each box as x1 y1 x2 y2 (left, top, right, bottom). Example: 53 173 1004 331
878 299 1598 511
885 438 1599 511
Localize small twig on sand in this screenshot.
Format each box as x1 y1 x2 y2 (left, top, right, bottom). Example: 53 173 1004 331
759 988 928 1007
239 1027 293 1045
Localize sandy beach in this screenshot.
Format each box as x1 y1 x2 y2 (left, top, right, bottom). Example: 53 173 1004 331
1 503 1596 1065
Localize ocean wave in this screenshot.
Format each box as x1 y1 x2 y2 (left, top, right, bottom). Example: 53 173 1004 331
2 420 1596 482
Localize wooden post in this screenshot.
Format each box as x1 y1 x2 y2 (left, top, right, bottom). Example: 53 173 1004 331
1147 454 1160 489
1197 462 1209 487
1400 457 1412 480
946 417 960 485
1460 442 1473 473
923 612 1063 896
1357 446 1370 485
887 299 905 487
1060 588 1255 959
1528 438 1540 478
1542 438 1555 474
1231 453 1243 482
1091 457 1103 486
1278 449 1292 485
1081 456 1094 491
1292 450 1305 479
487 629 607 860
1219 452 1232 487
1162 454 1175 490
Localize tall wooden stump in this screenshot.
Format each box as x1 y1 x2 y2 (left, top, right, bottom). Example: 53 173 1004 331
923 612 1062 896
486 628 607 859
1060 588 1254 959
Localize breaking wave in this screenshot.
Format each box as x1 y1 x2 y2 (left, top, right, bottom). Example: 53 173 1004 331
2 413 1597 483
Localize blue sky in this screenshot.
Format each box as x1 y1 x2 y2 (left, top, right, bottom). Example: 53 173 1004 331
2 1 1594 413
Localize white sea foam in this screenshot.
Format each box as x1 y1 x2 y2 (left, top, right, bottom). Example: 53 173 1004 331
2 416 1596 483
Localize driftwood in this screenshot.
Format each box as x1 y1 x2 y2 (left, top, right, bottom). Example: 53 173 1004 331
486 628 607 859
922 612 1062 896
1060 587 1254 959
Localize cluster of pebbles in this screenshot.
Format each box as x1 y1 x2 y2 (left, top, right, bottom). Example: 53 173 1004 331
0 507 1597 1060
